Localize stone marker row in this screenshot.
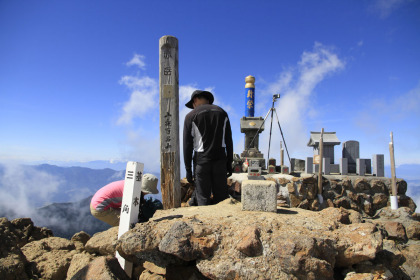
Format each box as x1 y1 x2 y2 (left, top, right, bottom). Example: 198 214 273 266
303 154 384 176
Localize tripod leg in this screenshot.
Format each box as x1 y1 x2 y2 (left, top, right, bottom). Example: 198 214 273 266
267 108 275 169
274 109 291 165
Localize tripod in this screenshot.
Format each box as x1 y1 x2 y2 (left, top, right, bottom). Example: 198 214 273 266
247 94 291 169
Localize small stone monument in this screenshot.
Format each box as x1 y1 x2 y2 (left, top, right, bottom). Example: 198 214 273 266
342 140 360 173
291 158 305 172
305 157 313 173
372 154 385 177
242 180 277 212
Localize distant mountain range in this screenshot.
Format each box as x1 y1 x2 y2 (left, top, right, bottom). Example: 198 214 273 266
28 160 129 171
0 162 162 238
33 195 112 239
0 163 125 207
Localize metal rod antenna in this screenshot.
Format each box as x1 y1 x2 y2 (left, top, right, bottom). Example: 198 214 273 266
274 109 291 165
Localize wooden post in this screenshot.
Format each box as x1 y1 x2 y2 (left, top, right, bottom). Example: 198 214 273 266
280 141 284 167
389 132 398 209
318 128 324 203
116 161 144 277
159 35 181 209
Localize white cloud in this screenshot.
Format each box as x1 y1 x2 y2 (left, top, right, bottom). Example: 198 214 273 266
126 53 146 69
0 163 62 218
257 43 345 162
370 0 409 18
117 75 158 125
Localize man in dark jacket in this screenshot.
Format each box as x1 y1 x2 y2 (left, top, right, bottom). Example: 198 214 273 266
183 90 233 206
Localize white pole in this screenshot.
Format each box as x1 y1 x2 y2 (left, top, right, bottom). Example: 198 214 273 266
116 161 144 277
389 132 398 210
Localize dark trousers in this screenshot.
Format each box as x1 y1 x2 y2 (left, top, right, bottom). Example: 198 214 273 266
190 159 228 206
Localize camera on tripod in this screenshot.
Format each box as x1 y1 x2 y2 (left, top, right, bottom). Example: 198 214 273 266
245 92 290 170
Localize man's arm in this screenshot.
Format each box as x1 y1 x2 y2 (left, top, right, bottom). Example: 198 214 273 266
183 114 194 182
225 116 234 175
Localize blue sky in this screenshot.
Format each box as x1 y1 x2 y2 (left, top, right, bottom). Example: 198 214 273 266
1 0 419 175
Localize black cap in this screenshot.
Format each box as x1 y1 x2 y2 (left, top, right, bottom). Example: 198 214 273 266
185 90 214 109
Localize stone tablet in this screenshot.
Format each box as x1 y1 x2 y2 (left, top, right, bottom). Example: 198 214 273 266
340 158 348 175
372 154 385 177
356 158 366 176
365 159 372 174
323 157 331 175
291 158 305 172
330 164 340 174
343 141 359 173
241 180 277 212
305 157 313 174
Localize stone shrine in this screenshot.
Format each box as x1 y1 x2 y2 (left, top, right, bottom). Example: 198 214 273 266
307 131 341 164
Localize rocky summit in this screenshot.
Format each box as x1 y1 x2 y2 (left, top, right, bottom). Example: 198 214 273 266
1 176 420 280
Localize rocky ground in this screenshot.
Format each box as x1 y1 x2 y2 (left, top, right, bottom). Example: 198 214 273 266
1 176 419 280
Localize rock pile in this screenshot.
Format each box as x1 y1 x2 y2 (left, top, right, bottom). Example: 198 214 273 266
228 174 417 216
1 176 419 280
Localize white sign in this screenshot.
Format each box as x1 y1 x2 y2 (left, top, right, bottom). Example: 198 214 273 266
314 155 321 165
116 161 144 277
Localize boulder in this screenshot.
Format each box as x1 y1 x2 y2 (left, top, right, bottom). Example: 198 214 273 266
21 237 76 280
400 242 420 280
158 221 218 261
384 221 406 241
10 218 53 247
66 252 95 279
396 179 407 195
71 231 91 245
334 223 383 267
236 226 263 257
118 199 379 279
71 231 91 252
354 178 371 194
372 193 388 212
370 180 388 194
0 217 53 280
405 221 420 240
85 226 119 256
70 256 130 280
397 195 417 212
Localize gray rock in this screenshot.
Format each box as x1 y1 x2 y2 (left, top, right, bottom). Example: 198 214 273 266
21 237 76 280
85 226 119 256
70 256 130 280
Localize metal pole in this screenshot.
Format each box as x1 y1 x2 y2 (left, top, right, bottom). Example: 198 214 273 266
280 141 284 166
159 35 181 209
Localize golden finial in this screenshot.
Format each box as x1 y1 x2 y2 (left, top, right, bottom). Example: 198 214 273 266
245 75 255 88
